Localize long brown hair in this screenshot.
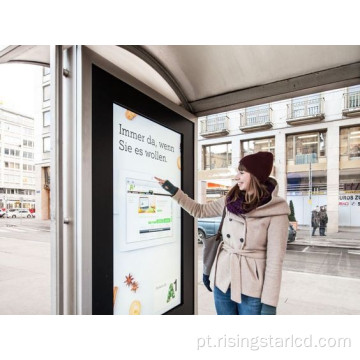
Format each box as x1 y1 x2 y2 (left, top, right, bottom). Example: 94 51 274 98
226 163 270 212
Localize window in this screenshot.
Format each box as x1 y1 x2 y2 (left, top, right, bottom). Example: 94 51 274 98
43 85 50 101
287 136 294 160
340 126 360 159
43 137 51 153
23 164 34 171
23 151 34 159
23 139 34 147
43 111 51 127
44 167 50 187
286 131 327 164
203 143 232 170
241 138 275 158
43 67 50 76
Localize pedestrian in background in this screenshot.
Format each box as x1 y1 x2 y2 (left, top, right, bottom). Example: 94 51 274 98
319 206 328 236
155 151 289 315
311 206 320 236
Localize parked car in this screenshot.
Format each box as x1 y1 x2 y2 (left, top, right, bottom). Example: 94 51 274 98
6 209 34 218
197 217 222 244
0 209 6 218
198 217 296 244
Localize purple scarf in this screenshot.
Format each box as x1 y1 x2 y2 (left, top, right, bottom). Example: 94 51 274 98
226 180 275 215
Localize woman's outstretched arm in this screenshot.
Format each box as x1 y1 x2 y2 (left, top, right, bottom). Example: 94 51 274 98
155 177 225 218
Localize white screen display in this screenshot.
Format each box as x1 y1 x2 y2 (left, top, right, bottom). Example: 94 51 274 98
113 104 182 315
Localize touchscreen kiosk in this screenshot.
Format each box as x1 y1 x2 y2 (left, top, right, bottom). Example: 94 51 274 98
113 104 182 314
92 65 195 315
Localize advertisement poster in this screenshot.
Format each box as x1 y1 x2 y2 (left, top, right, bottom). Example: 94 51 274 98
113 104 182 314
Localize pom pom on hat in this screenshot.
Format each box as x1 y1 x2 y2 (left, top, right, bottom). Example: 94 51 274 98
239 151 273 183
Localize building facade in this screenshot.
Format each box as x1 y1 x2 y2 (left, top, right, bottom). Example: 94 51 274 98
0 107 36 210
198 85 360 233
34 66 51 219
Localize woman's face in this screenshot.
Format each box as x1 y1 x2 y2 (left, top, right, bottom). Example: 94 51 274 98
235 170 251 192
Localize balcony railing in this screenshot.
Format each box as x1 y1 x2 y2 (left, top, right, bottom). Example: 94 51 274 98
343 90 360 116
200 116 229 138
239 108 272 132
287 97 325 125
295 152 318 165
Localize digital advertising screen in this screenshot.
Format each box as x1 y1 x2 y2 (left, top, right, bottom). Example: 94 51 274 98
113 104 182 315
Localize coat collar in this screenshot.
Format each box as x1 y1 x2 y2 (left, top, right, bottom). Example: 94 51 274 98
243 177 289 218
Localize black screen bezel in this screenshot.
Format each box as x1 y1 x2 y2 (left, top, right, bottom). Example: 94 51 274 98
92 65 195 315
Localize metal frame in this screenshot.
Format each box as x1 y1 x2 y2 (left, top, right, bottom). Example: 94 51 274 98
190 62 360 116
2 46 360 119
50 45 64 314
119 46 193 113
79 46 197 314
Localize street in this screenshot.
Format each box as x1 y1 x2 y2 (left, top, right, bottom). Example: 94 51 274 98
197 242 360 315
285 244 360 279
0 218 51 315
197 243 360 280
0 218 359 314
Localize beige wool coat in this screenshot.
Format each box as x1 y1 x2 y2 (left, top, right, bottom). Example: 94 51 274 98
172 177 290 307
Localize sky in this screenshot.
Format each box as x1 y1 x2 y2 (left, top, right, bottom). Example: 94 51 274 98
0 63 42 118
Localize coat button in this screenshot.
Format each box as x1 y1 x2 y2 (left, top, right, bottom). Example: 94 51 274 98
240 238 244 243
227 234 231 238
229 218 232 221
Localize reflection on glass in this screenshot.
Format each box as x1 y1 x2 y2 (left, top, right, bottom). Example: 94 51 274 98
340 126 360 159
286 132 327 164
241 138 275 158
203 143 232 170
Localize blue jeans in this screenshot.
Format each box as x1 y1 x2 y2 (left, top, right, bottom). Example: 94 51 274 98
214 286 261 315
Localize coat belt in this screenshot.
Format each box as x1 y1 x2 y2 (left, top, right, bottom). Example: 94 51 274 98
213 242 266 304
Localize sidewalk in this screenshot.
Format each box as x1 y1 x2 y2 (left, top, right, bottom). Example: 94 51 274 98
197 267 360 315
197 226 360 314
291 226 360 249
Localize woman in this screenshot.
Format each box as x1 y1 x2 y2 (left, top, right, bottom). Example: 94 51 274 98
155 151 289 315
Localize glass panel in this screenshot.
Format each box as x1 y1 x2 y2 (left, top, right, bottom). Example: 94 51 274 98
349 126 360 159
43 137 51 152
286 135 294 160
43 67 50 76
203 146 210 170
319 132 326 157
43 111 51 127
242 138 275 158
340 128 349 156
295 133 319 164
43 85 50 101
203 143 232 170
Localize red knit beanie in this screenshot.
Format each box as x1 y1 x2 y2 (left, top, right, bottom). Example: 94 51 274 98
239 151 273 183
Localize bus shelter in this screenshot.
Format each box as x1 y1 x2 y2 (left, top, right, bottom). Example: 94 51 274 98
0 45 359 315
